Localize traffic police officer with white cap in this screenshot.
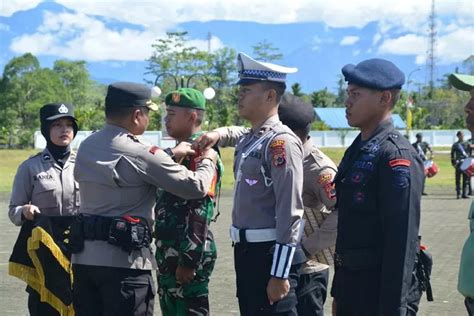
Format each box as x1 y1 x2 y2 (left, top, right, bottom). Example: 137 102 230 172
278 94 338 316
196 53 305 315
9 102 79 315
71 82 218 316
331 59 424 315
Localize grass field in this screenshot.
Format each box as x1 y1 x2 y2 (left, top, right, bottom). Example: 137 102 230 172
0 147 456 193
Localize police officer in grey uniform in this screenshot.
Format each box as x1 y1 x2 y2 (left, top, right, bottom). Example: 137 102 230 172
331 59 424 315
9 102 79 315
196 53 305 316
278 94 338 316
72 82 218 316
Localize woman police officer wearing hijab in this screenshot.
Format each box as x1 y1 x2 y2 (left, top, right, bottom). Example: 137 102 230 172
8 103 79 315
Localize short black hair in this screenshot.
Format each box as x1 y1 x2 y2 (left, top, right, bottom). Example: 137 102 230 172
260 81 286 103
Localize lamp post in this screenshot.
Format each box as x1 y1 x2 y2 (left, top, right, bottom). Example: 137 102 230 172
152 73 215 100
405 68 421 137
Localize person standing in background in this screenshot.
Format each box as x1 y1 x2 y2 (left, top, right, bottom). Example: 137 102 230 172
9 103 79 315
278 94 338 316
412 133 433 195
451 130 470 199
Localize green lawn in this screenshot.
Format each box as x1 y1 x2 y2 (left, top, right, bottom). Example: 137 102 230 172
0 147 456 193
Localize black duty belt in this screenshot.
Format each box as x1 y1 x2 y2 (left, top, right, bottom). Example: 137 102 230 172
334 248 382 269
69 214 151 253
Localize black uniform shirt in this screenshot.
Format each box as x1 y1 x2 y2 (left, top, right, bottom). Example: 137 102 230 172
333 119 424 314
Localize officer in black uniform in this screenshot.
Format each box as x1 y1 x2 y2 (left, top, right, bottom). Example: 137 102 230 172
331 59 424 315
412 133 432 195
451 130 470 199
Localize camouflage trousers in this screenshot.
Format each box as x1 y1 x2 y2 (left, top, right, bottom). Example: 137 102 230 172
157 239 217 316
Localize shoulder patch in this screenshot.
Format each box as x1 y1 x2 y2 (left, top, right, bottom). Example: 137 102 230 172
318 173 333 184
271 150 286 167
270 139 285 149
149 145 161 155
389 159 411 168
392 166 410 189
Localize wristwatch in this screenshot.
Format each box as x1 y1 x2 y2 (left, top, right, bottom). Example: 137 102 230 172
163 147 176 161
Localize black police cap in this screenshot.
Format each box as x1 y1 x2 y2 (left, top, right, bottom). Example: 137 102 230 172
278 94 315 131
40 103 76 123
342 58 405 90
105 82 158 111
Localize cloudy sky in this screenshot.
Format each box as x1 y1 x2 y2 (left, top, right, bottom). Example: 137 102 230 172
0 0 472 92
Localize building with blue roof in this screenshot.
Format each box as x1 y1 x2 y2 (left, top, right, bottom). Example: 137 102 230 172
314 108 406 129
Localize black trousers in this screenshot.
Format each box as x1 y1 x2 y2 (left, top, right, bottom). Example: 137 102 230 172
466 297 474 316
332 267 421 316
296 268 328 316
26 286 59 316
234 241 299 316
72 264 155 316
455 167 469 196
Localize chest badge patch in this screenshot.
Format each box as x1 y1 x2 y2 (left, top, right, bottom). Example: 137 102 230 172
245 179 258 186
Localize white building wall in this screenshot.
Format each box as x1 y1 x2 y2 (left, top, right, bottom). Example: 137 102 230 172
35 129 472 149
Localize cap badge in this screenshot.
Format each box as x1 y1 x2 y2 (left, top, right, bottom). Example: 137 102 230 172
58 104 69 114
172 93 181 104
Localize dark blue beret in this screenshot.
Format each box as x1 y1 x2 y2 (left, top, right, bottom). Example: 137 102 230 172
278 94 315 131
342 58 405 90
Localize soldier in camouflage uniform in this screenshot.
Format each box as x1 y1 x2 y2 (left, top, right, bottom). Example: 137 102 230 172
155 88 223 316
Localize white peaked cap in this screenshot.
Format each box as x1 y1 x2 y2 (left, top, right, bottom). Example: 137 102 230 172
237 52 298 84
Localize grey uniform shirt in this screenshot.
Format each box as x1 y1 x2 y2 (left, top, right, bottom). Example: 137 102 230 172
9 149 79 226
73 123 215 270
216 115 304 276
300 139 338 274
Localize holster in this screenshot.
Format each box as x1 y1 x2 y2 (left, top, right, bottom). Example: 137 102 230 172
108 216 151 252
415 245 434 301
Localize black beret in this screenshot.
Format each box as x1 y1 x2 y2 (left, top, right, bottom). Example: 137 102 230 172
40 103 78 138
105 82 158 111
342 58 405 90
278 94 315 131
40 103 76 123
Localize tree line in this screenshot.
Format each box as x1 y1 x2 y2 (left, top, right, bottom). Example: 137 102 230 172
0 31 472 148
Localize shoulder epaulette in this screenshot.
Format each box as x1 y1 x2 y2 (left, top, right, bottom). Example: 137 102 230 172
28 152 42 160
127 134 141 143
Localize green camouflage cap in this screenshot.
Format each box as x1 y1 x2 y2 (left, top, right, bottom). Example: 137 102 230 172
449 73 474 92
165 88 206 110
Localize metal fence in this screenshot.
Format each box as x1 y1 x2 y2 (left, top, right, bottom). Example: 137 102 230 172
34 129 472 149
